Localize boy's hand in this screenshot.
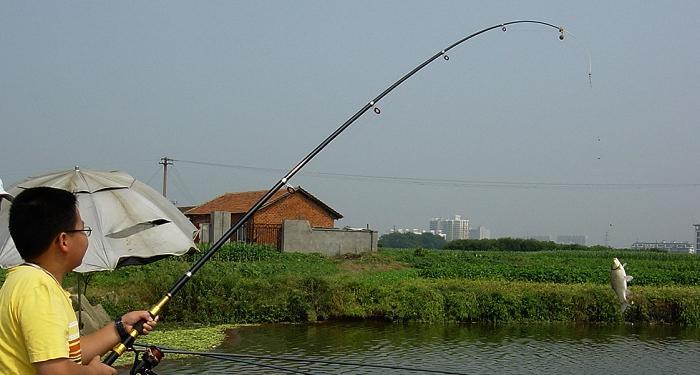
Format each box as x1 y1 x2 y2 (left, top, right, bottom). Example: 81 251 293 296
121 311 158 335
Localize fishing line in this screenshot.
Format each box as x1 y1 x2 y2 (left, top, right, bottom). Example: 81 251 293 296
104 20 582 369
128 345 316 375
132 344 470 375
560 29 593 88
200 355 316 375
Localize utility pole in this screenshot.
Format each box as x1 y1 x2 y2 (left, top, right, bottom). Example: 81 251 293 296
159 156 173 197
604 231 609 247
604 223 613 248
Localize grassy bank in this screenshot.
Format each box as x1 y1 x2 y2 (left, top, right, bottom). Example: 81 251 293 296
2 245 698 324
64 245 700 325
110 323 235 367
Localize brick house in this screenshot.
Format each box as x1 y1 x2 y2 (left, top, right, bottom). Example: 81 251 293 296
184 186 342 248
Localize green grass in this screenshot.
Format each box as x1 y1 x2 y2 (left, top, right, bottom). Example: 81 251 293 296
3 244 699 325
383 248 700 285
111 323 235 367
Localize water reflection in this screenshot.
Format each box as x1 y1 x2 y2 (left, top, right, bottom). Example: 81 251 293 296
119 322 700 374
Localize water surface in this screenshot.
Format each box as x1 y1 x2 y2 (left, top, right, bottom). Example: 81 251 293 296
119 322 700 374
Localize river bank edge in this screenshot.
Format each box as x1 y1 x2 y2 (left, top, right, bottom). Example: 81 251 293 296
79 248 700 326
2 248 698 327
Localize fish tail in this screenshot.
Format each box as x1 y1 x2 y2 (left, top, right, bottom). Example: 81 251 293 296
621 302 630 313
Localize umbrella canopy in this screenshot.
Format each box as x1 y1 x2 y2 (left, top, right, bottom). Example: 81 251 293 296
0 168 197 272
0 178 12 199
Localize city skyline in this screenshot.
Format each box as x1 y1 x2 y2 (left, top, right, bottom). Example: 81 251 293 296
388 214 694 249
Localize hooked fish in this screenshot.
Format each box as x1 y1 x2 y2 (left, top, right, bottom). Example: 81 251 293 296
610 258 633 312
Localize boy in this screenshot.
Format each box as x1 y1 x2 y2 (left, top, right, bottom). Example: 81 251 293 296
0 186 158 375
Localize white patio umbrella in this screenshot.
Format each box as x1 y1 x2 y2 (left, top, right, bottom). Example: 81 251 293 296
0 178 13 213
0 168 197 273
0 178 12 201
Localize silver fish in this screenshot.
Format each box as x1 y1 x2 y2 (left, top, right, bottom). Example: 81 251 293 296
610 258 633 312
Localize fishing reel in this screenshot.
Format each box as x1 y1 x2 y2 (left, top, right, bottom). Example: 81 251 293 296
130 346 164 375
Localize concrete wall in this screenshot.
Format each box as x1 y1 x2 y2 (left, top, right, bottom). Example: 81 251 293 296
282 220 377 256
200 222 210 243
210 211 231 244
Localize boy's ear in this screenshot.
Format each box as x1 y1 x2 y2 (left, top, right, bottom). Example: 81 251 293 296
55 232 71 253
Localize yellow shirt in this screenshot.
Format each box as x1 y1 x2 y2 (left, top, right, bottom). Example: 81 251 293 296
0 265 81 374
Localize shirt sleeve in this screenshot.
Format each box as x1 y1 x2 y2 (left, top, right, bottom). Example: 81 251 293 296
18 282 70 363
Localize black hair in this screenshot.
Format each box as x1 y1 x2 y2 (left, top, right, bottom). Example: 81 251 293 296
8 186 78 261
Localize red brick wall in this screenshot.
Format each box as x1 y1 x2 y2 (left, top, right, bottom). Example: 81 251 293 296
187 214 210 229
255 194 334 228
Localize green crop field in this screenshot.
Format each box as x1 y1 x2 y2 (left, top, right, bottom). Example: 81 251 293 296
3 244 699 324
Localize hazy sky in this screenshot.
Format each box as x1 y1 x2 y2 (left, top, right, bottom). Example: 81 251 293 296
2 1 698 248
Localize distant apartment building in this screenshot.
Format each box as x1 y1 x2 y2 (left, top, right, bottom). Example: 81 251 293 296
391 228 428 235
695 224 700 254
631 241 695 254
556 235 587 246
426 230 447 240
430 215 469 241
428 219 440 234
469 226 491 240
389 226 449 240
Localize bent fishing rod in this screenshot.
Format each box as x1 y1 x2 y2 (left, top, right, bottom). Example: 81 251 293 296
104 20 573 366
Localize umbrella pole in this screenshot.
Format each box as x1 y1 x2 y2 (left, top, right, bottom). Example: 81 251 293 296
103 20 568 367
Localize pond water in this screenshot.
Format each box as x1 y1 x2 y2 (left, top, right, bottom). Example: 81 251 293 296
118 321 700 374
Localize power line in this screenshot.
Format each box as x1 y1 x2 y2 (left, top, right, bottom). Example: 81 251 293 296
143 167 162 186
171 158 700 190
169 165 197 204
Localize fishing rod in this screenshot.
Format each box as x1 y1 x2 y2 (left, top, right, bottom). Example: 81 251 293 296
104 19 573 367
130 343 471 375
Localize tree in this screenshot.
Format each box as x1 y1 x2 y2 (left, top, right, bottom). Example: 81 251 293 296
378 232 446 249
444 238 589 252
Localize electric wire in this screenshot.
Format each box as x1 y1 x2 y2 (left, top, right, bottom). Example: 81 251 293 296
143 167 162 187
172 158 700 190
169 165 198 204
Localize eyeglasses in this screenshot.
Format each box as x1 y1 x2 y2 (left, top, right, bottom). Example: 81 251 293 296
66 226 92 237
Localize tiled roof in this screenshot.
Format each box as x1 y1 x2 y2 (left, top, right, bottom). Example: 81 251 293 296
184 186 342 219
177 205 195 213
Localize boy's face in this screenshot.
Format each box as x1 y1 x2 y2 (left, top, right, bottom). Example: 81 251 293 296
66 208 89 269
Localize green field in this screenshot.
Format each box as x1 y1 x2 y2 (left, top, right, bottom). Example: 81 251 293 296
2 245 699 325
385 248 700 285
